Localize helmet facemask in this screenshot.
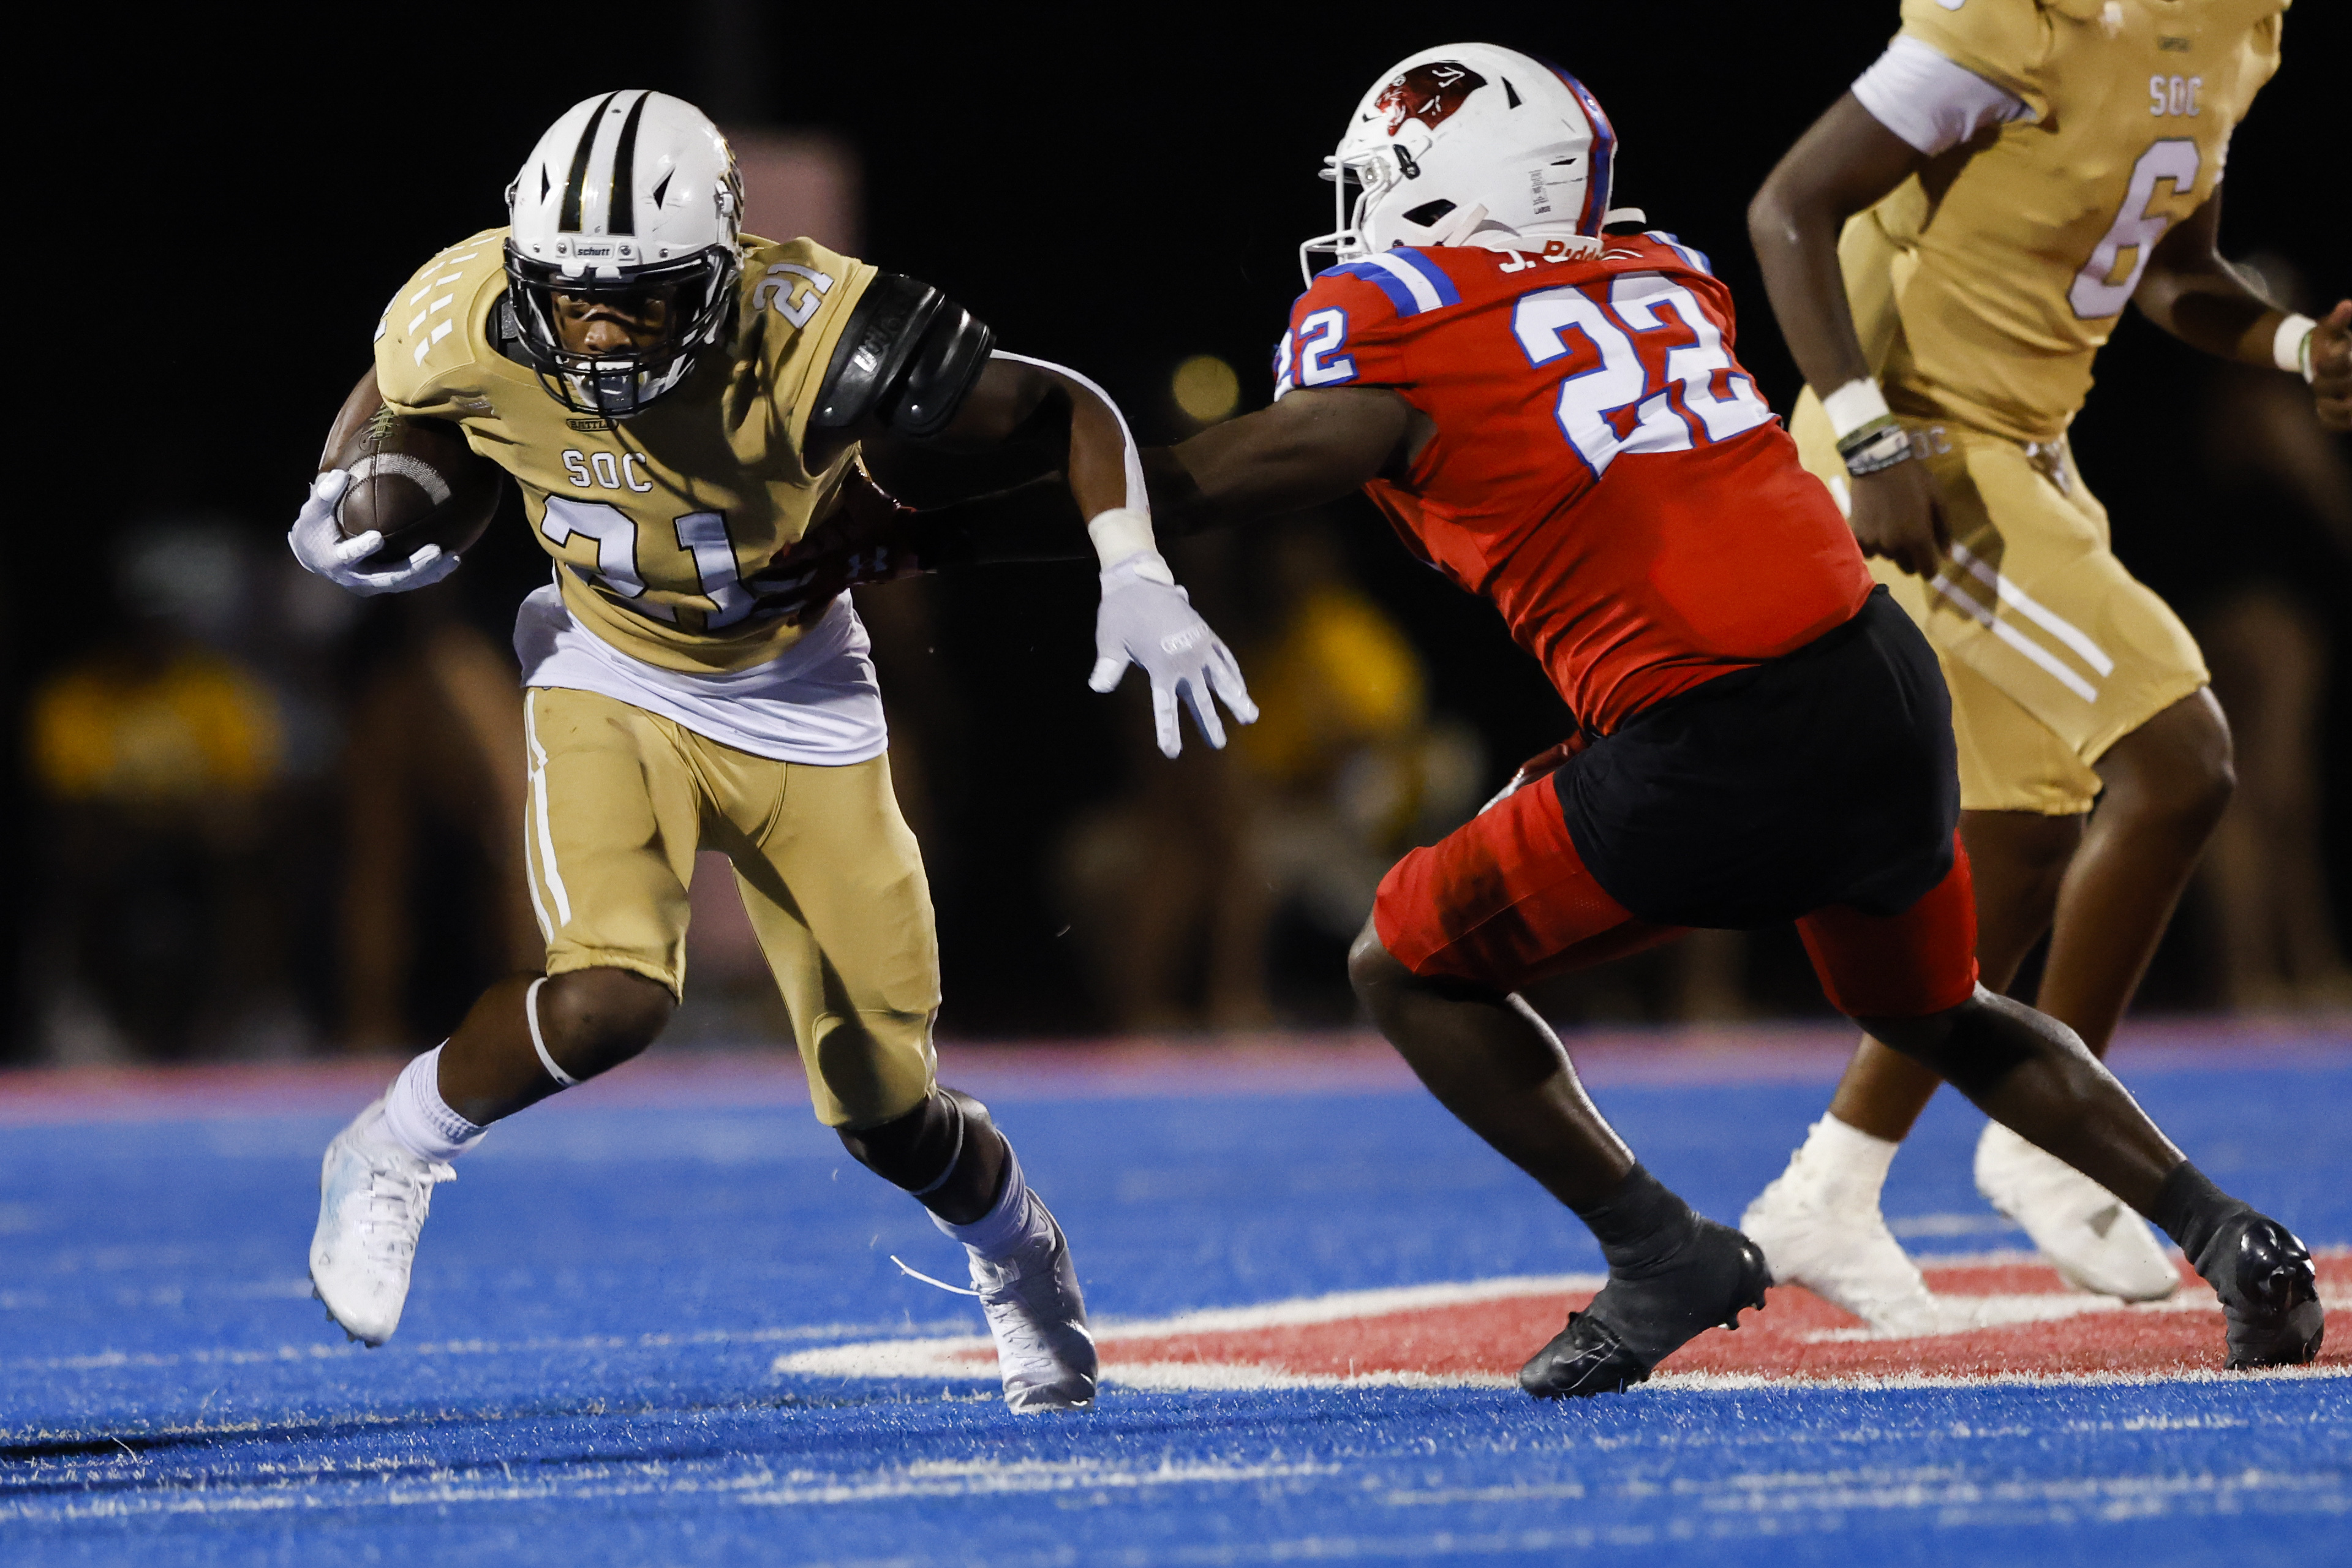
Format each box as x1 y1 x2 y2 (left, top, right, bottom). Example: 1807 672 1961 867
502 90 748 419
505 245 739 418
1299 145 1500 286
1299 153 1389 285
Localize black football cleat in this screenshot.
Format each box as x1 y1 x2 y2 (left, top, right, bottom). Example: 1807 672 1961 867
2198 1212 2323 1370
1520 1217 1770 1400
1517 1310 1648 1398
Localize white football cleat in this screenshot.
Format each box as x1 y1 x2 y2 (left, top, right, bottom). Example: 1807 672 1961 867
1742 1151 1943 1336
309 1098 454 1346
968 1195 1098 1412
1974 1123 2179 1302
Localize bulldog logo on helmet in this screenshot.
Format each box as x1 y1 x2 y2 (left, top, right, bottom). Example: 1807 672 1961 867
1375 63 1487 137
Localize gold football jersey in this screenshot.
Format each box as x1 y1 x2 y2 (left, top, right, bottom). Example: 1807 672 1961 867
1845 0 2286 444
374 230 878 674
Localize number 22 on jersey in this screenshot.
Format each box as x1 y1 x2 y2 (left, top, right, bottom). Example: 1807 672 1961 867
1512 273 1773 480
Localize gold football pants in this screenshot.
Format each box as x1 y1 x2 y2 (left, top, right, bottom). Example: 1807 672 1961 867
520 685 940 1127
1793 393 2208 816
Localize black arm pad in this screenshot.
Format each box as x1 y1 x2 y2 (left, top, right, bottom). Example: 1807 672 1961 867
809 273 997 437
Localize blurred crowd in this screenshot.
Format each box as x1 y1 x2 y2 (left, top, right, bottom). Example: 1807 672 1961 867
13 301 2350 1062
20 528 543 1062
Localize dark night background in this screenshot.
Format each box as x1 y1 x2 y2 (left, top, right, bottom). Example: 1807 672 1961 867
9 1 2345 1045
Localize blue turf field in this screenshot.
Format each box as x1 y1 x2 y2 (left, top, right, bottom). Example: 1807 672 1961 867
3 1032 2346 1566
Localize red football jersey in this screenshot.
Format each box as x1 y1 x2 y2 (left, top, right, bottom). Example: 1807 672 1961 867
1275 234 1872 734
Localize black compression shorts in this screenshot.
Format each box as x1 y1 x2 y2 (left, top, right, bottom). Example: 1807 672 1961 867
1553 587 1961 929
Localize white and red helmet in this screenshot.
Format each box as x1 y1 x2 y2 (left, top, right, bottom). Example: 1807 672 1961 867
1301 44 1619 284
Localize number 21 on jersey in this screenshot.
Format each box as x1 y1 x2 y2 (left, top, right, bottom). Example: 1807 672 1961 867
541 498 754 630
1513 274 1772 479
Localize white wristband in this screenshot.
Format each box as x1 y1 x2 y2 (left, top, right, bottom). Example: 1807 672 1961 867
1087 507 1159 570
2273 312 2318 380
1822 378 1893 440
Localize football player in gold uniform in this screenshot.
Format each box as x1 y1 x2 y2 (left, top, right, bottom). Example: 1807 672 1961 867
1741 0 2350 1329
292 91 1256 1411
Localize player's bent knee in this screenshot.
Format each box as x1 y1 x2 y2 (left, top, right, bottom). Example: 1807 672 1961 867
1348 919 1415 1005
1858 989 2048 1102
1853 1006 1962 1065
2174 743 2236 828
2149 726 2234 826
540 967 674 1080
2113 692 2236 828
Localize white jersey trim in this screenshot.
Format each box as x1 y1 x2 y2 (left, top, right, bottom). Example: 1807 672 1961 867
522 692 573 928
514 582 890 766
1852 36 2030 157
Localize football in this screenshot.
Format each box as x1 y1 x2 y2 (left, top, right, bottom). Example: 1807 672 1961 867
326 405 505 568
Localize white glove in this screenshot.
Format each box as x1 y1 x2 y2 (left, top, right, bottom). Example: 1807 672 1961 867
1088 550 1259 758
287 470 462 597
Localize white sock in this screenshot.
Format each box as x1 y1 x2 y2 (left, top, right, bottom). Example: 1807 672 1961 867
378 1045 486 1164
931 1144 1040 1261
1794 1114 1899 1211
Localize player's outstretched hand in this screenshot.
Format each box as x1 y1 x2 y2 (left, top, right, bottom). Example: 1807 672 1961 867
1089 551 1259 758
2310 300 2351 432
1847 459 1949 579
287 470 462 597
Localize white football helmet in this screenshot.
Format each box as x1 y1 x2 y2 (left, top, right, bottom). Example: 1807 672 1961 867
1301 44 1618 285
505 90 745 416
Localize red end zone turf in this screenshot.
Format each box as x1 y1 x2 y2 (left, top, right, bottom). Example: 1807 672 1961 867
782 1251 2350 1389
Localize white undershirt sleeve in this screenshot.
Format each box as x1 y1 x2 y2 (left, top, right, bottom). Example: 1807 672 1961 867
989 348 1159 568
1850 35 2030 157
989 349 1147 516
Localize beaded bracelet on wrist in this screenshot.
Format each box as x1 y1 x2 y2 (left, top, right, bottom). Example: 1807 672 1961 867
1837 415 1914 477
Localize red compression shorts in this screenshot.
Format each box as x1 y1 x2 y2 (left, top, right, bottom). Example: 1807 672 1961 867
1372 780 1980 1019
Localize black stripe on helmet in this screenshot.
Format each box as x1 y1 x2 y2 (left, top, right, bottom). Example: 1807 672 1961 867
558 91 621 233
609 91 650 237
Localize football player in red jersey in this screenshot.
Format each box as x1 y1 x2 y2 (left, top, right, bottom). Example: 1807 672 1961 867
769 45 2323 1394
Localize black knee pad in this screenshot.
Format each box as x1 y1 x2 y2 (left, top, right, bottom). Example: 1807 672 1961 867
839 1088 998 1196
